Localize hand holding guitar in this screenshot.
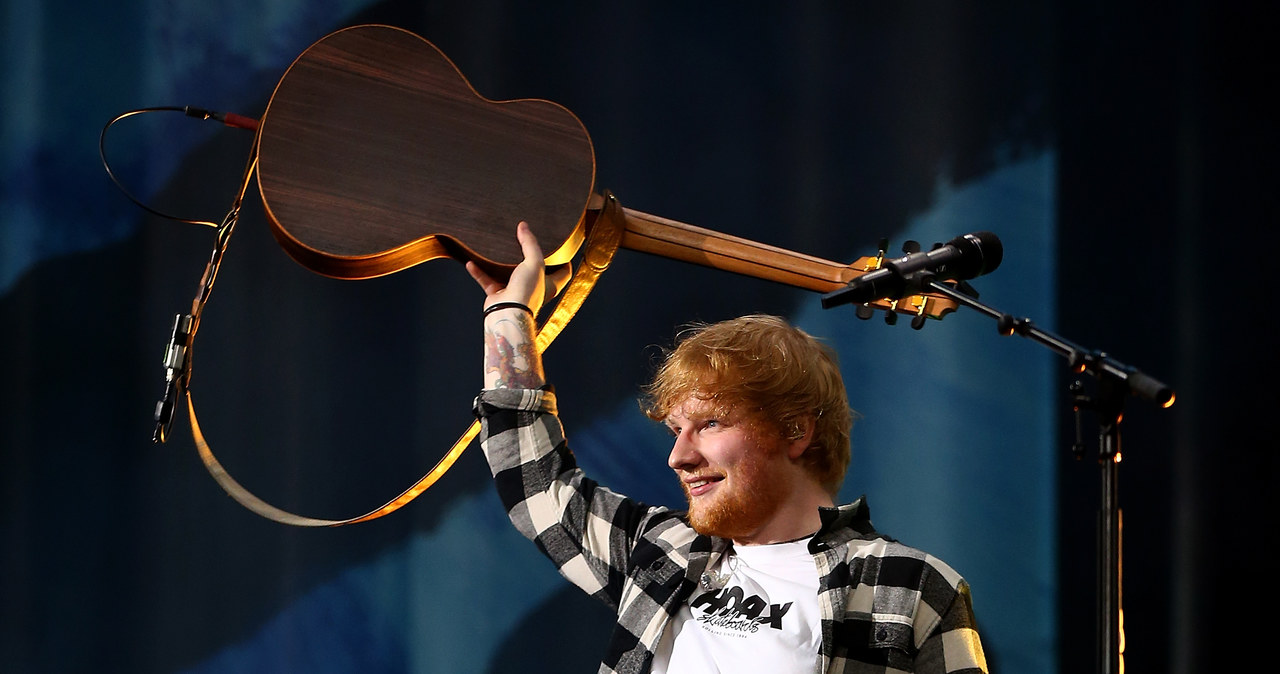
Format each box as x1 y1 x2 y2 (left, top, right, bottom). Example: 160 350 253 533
466 221 571 316
466 221 572 389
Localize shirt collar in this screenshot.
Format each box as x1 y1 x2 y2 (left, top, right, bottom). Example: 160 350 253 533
815 495 879 543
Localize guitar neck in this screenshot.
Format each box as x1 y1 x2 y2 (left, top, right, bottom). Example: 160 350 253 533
617 207 863 293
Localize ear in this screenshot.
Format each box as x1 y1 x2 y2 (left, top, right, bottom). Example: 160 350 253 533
785 416 816 460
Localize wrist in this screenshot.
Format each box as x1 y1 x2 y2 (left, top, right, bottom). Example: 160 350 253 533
481 307 545 389
483 301 535 319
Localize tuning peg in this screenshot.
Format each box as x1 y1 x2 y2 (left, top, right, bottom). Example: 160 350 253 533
901 240 920 254
910 298 928 330
855 305 874 320
883 309 898 326
869 238 890 270
931 241 944 250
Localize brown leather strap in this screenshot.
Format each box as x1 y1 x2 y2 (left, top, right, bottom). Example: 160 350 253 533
536 192 625 352
184 191 628 526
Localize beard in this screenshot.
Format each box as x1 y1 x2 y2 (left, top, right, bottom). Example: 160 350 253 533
682 444 789 540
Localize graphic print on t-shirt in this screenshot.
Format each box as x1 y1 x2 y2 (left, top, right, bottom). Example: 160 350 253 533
688 584 794 635
654 539 822 673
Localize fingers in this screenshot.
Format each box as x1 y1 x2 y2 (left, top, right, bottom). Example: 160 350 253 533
467 221 549 314
505 222 546 309
465 260 497 291
546 262 573 303
515 220 544 262
468 221 576 317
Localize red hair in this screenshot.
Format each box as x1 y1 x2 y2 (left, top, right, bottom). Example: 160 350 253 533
643 315 853 495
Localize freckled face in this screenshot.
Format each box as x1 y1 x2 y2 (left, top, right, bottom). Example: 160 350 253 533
665 399 790 540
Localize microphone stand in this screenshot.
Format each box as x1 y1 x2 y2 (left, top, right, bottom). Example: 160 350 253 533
823 271 1175 674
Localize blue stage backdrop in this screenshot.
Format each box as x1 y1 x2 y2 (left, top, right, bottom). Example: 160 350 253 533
7 1 1074 672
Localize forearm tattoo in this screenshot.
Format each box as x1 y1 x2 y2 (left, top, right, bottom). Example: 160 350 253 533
483 311 545 389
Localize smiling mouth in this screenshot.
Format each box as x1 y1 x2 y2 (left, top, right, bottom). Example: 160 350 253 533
685 476 723 497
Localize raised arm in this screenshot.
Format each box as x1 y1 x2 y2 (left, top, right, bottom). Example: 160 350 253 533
468 224 652 614
465 221 570 389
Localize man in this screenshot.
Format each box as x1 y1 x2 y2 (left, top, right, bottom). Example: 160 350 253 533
467 222 988 673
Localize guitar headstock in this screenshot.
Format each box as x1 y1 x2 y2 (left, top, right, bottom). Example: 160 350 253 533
846 238 964 329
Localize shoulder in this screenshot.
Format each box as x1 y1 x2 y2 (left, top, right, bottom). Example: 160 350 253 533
634 508 706 553
848 538 967 591
820 498 967 595
844 537 972 637
840 538 976 649
627 509 723 575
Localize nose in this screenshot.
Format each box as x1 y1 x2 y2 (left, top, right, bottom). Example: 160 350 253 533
667 428 702 471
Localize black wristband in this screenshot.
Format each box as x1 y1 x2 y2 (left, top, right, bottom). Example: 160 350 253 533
483 301 534 318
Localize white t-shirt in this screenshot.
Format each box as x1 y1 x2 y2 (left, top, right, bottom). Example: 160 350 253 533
652 537 821 673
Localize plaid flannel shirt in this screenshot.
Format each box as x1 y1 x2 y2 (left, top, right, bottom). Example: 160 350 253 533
475 388 988 674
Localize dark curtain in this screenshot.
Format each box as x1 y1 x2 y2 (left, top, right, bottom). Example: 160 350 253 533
1055 2 1279 673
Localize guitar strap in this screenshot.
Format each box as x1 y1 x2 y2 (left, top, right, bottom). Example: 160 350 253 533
174 154 628 525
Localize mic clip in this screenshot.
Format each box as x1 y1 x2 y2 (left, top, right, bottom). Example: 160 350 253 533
821 266 932 309
153 313 194 443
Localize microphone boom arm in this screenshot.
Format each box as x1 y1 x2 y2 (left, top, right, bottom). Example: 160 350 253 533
913 275 1173 674
921 277 1174 406
819 230 1172 674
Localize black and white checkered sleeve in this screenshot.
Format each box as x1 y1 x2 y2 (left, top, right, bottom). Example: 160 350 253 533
892 549 987 674
474 388 658 611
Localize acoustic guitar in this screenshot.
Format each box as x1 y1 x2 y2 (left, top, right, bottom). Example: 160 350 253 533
255 24 959 321
171 24 961 528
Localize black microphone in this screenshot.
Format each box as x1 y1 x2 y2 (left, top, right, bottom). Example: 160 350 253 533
821 231 1003 308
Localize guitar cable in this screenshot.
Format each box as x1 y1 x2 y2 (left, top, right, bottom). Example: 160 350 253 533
100 104 261 442
98 105 258 229
101 96 634 525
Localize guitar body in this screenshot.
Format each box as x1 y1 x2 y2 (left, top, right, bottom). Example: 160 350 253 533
257 24 595 279
255 24 958 321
